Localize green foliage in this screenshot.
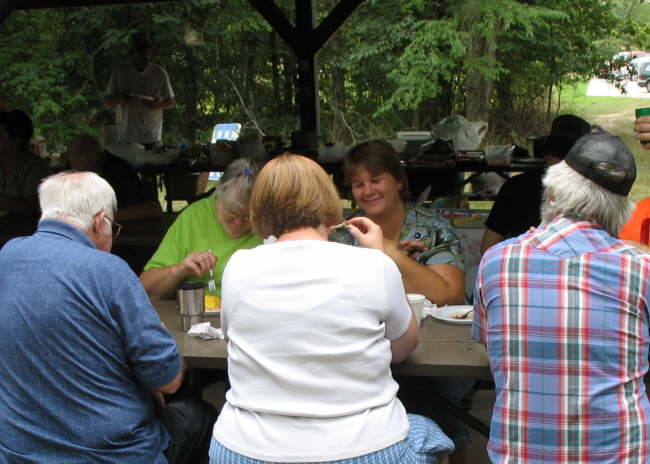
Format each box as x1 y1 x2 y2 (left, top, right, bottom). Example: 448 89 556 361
383 19 465 111
0 0 630 149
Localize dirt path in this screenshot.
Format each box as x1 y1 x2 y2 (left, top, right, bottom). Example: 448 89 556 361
587 77 650 98
589 112 634 127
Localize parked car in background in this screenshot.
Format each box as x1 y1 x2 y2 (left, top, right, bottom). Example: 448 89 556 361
598 51 650 81
636 60 650 91
597 62 610 77
629 56 650 80
613 50 650 63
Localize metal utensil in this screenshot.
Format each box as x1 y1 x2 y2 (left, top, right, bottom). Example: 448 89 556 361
207 249 216 294
454 308 474 320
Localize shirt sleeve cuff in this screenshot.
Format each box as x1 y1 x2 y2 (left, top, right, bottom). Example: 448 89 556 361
140 353 183 390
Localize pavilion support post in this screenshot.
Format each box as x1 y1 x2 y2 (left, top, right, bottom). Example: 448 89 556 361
248 0 365 144
295 0 319 145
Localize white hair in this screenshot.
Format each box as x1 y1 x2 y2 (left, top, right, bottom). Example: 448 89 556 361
214 158 260 211
541 161 634 237
39 171 117 231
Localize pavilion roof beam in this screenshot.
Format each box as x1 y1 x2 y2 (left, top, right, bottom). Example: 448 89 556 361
249 0 363 56
16 0 181 9
311 0 363 54
247 0 299 53
248 0 365 139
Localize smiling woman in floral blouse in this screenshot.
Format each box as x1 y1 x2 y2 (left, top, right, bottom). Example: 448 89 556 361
330 140 473 464
330 139 465 306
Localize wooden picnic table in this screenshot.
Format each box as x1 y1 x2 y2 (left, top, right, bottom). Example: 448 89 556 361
154 299 491 379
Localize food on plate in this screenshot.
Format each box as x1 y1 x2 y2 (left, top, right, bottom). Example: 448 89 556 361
204 294 221 311
453 309 473 320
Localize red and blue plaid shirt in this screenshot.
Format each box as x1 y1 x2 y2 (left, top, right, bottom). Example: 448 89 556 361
473 217 650 463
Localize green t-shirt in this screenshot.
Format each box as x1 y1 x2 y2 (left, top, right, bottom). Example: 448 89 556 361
144 196 262 297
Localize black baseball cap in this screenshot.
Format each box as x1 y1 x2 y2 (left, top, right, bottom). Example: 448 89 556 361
533 114 591 159
564 131 636 196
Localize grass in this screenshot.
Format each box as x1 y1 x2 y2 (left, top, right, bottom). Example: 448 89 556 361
157 179 220 213
560 80 650 203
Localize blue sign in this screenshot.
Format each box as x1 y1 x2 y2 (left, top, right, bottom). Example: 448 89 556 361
211 123 241 143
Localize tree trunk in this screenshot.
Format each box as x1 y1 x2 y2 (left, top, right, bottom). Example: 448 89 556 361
411 110 420 129
184 49 198 142
245 35 256 117
330 66 347 144
270 31 281 116
324 0 348 144
465 26 496 123
282 52 297 115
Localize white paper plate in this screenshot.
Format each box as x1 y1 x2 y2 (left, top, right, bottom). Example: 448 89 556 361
432 305 474 325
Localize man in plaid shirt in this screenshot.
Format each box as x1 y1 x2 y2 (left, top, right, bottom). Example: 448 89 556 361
473 130 650 463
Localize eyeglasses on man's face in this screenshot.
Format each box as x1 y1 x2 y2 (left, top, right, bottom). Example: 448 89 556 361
104 215 122 238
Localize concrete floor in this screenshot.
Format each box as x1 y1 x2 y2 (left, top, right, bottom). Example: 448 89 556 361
203 382 495 463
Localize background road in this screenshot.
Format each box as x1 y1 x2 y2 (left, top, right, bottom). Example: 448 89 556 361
587 77 650 98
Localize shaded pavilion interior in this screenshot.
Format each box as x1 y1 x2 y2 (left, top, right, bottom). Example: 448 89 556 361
0 0 366 143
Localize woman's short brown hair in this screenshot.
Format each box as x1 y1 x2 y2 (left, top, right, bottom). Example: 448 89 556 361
250 153 343 238
344 139 411 201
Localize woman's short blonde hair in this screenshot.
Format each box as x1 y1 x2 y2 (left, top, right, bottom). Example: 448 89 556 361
250 153 343 238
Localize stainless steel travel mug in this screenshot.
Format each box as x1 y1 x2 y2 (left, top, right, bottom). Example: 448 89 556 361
176 282 205 332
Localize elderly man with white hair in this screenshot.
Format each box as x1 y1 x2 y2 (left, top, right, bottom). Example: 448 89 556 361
473 130 650 463
0 171 215 463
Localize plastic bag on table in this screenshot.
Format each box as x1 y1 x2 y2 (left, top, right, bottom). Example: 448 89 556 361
431 115 488 151
471 172 509 199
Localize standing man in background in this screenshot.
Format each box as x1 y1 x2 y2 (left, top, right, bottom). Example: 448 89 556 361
104 31 176 149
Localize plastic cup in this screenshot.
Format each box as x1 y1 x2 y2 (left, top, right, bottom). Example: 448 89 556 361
635 107 650 145
407 293 426 327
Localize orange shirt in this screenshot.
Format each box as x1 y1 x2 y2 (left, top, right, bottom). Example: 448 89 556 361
620 198 650 243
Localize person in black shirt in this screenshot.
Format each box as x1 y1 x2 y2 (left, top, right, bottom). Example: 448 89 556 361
0 109 50 215
65 134 162 222
480 115 591 255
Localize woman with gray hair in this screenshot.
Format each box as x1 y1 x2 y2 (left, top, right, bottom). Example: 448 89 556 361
140 158 262 300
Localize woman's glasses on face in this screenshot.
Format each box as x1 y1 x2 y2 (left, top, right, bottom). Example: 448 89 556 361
220 201 250 223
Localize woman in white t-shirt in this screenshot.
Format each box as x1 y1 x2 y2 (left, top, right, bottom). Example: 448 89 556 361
209 153 453 464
